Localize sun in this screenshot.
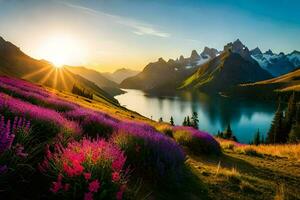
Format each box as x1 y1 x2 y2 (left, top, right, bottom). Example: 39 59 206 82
38 35 86 68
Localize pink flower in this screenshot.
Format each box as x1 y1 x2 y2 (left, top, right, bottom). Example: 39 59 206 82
84 192 93 200
112 156 125 172
116 184 126 200
63 162 84 177
112 172 120 182
116 190 123 200
50 181 62 193
89 180 100 193
50 174 63 193
84 172 91 181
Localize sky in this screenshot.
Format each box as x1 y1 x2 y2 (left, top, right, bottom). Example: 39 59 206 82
0 0 299 72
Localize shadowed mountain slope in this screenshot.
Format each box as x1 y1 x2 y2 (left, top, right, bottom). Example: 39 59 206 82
65 66 125 96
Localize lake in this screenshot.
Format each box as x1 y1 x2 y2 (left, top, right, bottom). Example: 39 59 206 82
115 89 277 143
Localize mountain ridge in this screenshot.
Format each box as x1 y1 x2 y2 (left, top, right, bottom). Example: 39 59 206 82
65 66 125 96
0 36 119 104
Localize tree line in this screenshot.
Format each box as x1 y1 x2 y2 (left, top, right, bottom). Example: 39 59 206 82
267 93 300 144
158 112 199 129
72 84 93 100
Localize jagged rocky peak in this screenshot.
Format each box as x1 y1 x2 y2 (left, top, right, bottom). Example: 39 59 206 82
158 57 166 64
233 38 244 50
201 46 219 58
224 39 244 52
190 50 200 61
250 47 262 55
179 55 185 63
223 39 252 61
167 59 176 64
291 50 300 55
0 36 8 48
0 36 5 43
265 49 274 55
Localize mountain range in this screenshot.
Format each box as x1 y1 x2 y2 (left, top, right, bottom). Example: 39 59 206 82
120 47 219 93
250 48 300 76
121 39 277 94
0 36 118 104
65 66 125 96
103 68 140 84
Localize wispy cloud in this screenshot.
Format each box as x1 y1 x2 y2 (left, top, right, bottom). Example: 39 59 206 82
61 1 170 38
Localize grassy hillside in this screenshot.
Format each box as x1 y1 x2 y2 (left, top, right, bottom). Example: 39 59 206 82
241 68 300 92
180 52 272 93
65 66 125 96
0 75 299 199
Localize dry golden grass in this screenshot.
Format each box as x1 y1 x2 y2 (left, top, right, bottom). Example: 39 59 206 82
247 144 300 161
274 184 286 200
217 138 300 161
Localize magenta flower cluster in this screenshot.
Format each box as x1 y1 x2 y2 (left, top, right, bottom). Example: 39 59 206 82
65 108 119 138
0 93 81 135
0 76 77 111
112 121 185 177
173 126 221 154
39 138 128 200
0 114 30 153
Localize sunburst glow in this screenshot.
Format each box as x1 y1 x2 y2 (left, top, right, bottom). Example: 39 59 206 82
38 35 87 67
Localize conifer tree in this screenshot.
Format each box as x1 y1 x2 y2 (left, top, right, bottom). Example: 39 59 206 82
253 129 260 145
170 116 174 126
224 123 232 139
191 112 199 129
285 92 296 136
267 102 284 143
288 124 300 143
182 117 187 126
295 105 300 124
187 116 191 126
158 117 163 123
216 130 221 138
288 103 300 143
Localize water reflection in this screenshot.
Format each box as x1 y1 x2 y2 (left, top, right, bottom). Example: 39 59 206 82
116 89 276 143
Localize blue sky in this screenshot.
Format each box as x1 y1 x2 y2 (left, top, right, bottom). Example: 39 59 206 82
0 0 299 71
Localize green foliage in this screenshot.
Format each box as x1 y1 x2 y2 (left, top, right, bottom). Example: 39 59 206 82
253 129 261 146
216 124 238 142
182 117 187 126
158 117 163 123
267 102 285 143
186 116 191 126
268 95 300 144
224 124 233 139
191 112 199 129
182 112 199 129
288 124 300 143
285 92 297 135
170 116 174 126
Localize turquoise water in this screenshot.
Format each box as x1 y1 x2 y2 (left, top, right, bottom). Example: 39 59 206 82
116 89 277 143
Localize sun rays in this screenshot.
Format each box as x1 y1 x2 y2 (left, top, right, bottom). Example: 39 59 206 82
21 65 75 93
